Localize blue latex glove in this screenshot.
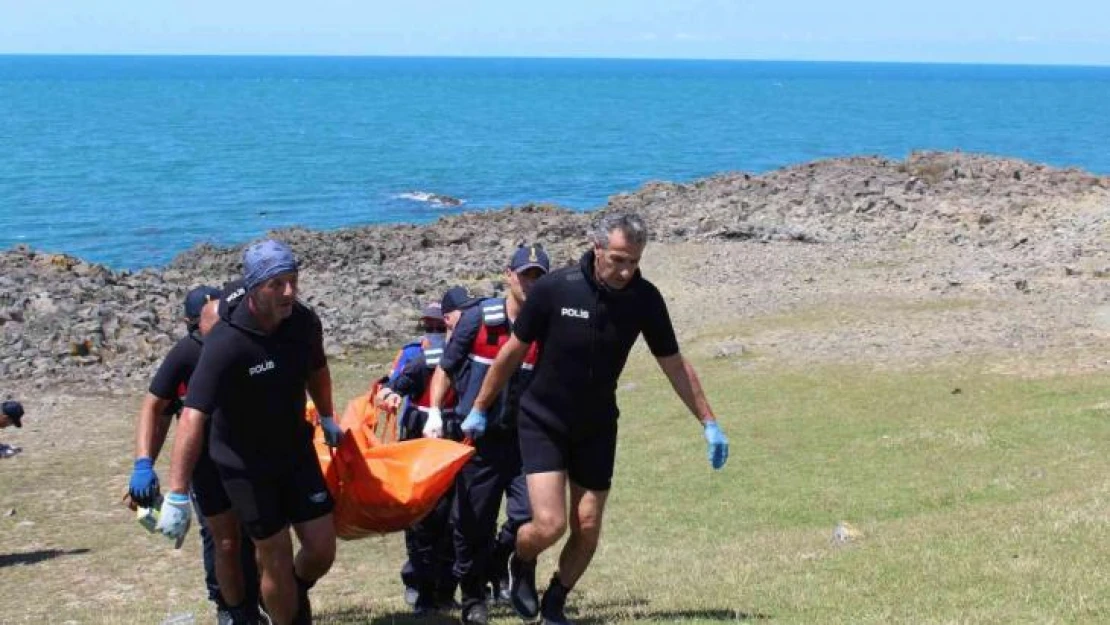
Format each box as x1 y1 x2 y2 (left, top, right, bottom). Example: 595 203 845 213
155 492 192 548
461 407 487 440
319 414 343 448
703 421 729 470
2 400 23 420
128 457 161 508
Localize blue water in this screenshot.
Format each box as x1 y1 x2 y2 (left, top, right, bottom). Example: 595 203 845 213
2 56 1109 269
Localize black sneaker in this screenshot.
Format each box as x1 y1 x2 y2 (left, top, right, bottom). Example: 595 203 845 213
217 605 261 625
435 589 460 611
488 541 512 602
540 580 572 625
414 589 438 617
508 555 539 619
460 600 489 625
291 585 312 625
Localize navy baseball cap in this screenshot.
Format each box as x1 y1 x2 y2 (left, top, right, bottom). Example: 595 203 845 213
441 286 480 315
510 244 550 274
2 401 23 428
184 286 222 319
420 302 444 321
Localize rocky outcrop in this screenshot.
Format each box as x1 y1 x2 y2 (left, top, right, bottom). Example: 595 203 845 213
1 151 1107 389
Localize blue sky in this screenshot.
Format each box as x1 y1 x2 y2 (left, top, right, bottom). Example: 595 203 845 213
2 0 1109 65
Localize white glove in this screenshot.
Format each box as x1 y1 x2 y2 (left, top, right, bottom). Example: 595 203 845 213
320 415 344 448
155 492 192 549
422 407 444 439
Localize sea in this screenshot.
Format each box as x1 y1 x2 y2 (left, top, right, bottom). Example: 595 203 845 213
1 55 1108 269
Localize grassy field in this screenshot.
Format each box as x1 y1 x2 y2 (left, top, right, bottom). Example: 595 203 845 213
2 344 1110 624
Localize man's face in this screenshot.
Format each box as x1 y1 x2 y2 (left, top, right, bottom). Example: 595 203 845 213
506 267 546 303
421 317 447 335
593 230 644 290
0 414 11 429
444 310 462 332
198 300 220 337
251 271 298 321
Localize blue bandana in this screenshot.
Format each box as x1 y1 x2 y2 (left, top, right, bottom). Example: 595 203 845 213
243 239 298 291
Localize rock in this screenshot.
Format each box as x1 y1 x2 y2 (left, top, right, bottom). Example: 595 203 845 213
713 342 746 359
0 151 1108 387
832 521 863 545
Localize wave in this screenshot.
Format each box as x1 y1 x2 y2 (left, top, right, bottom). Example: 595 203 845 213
394 191 466 208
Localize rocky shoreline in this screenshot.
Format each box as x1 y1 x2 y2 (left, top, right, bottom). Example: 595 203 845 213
1 151 1107 390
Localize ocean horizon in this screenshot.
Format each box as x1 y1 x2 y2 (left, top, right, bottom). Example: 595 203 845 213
2 55 1109 269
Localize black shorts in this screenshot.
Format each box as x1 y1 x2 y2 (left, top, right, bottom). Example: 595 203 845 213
191 449 232 517
518 410 618 492
217 448 335 540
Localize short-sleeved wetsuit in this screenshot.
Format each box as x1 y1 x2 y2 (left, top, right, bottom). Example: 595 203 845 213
185 290 333 539
512 250 679 490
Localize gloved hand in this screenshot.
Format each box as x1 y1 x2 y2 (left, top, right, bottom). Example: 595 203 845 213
128 457 161 508
319 415 343 448
2 400 23 420
375 386 401 410
461 407 487 440
422 407 444 438
155 492 192 548
703 421 729 470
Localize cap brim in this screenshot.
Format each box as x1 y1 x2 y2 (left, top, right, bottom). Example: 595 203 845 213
513 263 549 274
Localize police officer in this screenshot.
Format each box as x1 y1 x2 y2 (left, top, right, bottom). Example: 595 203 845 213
127 286 262 624
471 214 730 625
429 246 549 625
376 296 463 615
158 239 344 625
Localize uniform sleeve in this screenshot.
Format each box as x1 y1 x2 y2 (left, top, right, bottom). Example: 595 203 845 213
440 307 481 377
307 309 327 371
389 356 429 398
183 329 238 415
148 340 192 399
513 276 553 344
641 284 680 358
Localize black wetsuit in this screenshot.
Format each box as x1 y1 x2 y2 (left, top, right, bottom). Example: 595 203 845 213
512 250 680 490
185 292 333 539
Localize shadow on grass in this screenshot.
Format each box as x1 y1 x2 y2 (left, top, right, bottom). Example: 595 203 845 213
0 548 90 568
321 607 457 625
574 608 771 623
321 604 769 624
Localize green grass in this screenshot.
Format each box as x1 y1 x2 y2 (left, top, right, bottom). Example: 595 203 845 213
2 352 1109 623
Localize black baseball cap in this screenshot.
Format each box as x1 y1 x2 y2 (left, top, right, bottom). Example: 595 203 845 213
184 286 222 319
441 286 480 315
2 401 23 428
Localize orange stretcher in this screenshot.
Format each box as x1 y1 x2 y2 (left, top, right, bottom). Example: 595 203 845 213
306 388 473 539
